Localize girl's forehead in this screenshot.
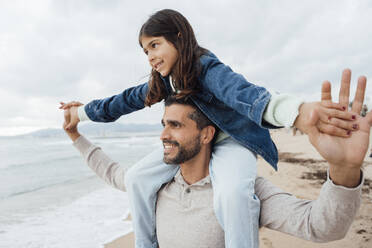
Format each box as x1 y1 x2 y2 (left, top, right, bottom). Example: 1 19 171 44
140 35 162 47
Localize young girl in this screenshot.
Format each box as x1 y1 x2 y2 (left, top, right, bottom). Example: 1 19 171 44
61 9 355 248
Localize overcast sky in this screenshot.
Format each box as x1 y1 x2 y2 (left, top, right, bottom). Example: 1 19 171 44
1 0 371 135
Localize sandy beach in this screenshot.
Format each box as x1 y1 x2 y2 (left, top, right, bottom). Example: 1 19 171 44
104 129 372 248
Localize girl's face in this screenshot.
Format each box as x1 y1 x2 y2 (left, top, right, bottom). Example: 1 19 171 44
141 36 179 77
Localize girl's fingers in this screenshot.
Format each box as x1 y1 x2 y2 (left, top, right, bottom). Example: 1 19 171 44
321 101 346 111
320 107 356 122
327 117 358 131
351 76 367 114
316 106 357 132
338 68 351 109
316 121 351 138
59 101 83 110
59 102 66 109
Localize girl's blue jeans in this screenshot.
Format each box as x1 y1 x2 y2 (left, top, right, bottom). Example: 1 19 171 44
124 137 260 248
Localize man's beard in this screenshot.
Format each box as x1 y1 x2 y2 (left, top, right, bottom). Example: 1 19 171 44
163 135 201 165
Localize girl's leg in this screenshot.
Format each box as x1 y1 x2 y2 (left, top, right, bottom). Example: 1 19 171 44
209 137 260 248
124 147 179 248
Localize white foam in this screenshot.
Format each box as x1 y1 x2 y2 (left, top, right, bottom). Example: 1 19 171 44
0 188 132 248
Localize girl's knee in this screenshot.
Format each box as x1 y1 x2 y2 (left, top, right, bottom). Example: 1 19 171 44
124 166 137 190
216 179 256 202
124 164 149 190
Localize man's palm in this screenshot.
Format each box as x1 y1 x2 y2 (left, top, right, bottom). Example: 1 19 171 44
309 71 370 169
308 112 371 168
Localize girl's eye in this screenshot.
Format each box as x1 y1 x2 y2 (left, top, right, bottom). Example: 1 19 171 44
151 43 158 48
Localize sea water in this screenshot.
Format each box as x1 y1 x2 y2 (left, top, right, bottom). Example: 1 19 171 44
0 133 161 248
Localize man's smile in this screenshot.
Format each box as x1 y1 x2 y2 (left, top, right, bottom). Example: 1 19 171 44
163 140 179 154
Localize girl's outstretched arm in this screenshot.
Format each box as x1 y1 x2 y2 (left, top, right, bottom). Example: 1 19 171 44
82 82 149 122
60 82 149 128
200 53 357 137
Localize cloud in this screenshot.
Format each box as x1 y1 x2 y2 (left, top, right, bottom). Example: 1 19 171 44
1 0 371 135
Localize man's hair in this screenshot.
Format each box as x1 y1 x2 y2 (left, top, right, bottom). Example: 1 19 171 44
164 95 216 131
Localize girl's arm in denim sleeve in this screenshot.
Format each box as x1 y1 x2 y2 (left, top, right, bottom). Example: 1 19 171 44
83 82 149 122
200 54 272 128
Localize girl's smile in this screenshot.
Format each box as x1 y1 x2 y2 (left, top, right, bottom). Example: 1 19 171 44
141 36 179 77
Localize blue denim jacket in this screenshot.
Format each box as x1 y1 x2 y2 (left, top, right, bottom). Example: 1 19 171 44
84 52 278 169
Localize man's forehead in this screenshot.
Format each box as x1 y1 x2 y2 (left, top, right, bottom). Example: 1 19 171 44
163 104 195 121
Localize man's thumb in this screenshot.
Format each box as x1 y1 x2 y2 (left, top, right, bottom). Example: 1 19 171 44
307 109 321 147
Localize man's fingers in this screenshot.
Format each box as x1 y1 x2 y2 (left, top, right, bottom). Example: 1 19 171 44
365 111 372 126
321 81 332 102
351 76 367 114
307 109 321 147
64 109 71 121
339 68 351 108
317 122 351 138
63 121 68 130
63 109 71 131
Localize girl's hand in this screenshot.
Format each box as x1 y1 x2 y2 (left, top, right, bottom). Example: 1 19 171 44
59 101 83 110
295 101 357 137
59 102 81 130
294 69 359 138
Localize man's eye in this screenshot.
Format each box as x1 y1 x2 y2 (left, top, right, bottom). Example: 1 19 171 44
169 123 179 128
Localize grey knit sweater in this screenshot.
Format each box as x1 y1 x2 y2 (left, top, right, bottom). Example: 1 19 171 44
73 136 362 248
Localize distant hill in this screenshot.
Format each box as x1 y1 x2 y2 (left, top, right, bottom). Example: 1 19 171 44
15 122 162 138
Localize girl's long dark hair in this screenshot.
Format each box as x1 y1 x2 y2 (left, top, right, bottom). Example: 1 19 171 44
139 9 208 106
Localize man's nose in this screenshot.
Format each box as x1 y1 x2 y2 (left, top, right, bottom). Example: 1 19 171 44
160 127 170 141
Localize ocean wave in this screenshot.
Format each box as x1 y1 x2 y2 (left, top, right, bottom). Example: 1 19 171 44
0 176 96 200
0 155 81 171
0 187 131 248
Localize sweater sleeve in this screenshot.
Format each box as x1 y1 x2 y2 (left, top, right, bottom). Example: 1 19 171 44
73 135 127 191
256 171 363 242
77 105 91 121
263 92 304 127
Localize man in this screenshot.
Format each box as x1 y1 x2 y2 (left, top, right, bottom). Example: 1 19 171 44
63 75 368 248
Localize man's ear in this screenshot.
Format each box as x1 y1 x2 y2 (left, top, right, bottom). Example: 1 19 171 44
201 125 216 145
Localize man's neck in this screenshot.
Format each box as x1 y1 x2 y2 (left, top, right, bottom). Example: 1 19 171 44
179 147 211 185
